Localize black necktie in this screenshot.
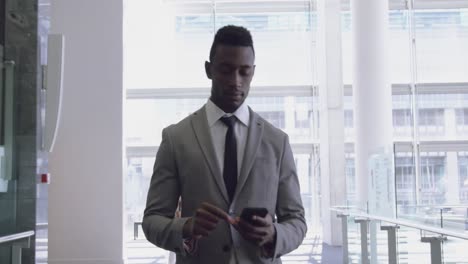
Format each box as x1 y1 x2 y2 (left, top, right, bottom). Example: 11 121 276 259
220 116 237 202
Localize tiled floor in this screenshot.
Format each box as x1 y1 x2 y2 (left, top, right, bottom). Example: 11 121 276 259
126 229 339 264
36 229 340 264
36 227 468 263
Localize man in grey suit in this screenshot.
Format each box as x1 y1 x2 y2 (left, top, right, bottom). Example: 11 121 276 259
143 25 306 263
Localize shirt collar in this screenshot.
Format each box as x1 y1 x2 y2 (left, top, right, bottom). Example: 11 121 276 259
206 99 250 127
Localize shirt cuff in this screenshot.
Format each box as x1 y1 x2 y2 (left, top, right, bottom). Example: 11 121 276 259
183 237 199 255
260 225 277 259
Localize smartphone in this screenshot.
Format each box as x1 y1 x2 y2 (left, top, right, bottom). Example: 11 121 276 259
240 207 268 223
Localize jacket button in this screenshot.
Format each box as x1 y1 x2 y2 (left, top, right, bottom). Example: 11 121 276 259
222 244 230 252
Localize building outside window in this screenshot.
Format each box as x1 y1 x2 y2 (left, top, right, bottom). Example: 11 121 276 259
458 154 468 203
418 108 445 136
419 155 447 205
124 0 468 262
456 108 468 134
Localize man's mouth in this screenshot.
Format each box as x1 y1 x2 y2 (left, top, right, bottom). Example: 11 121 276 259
226 93 243 99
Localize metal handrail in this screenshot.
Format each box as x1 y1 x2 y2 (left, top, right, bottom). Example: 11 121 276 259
0 231 35 244
331 208 468 241
36 223 48 229
399 204 468 209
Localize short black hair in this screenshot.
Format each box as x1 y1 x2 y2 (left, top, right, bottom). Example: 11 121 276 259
209 25 255 61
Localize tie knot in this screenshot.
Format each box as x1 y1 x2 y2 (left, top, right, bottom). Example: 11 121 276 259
220 115 236 128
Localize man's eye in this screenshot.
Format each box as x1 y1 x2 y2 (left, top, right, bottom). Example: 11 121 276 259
219 66 233 74
240 68 252 76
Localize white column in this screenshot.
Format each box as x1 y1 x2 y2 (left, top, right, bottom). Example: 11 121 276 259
352 3 393 262
317 0 347 245
352 0 394 211
48 1 124 264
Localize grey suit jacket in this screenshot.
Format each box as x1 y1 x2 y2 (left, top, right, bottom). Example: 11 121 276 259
143 105 306 264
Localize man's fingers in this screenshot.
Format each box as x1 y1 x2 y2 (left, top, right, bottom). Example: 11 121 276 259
195 208 220 223
237 219 258 233
231 214 275 247
242 231 265 244
193 218 219 237
233 220 272 246
251 215 269 226
238 219 269 236
193 225 210 237
191 202 232 238
196 218 217 231
226 214 237 225
201 202 230 221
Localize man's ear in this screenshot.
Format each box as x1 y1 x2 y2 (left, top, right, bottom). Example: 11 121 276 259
205 61 212 79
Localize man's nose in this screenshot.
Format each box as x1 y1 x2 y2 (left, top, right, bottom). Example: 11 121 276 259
227 71 242 88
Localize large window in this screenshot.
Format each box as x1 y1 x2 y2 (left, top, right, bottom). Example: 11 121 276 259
345 155 356 204
418 108 445 136
125 0 468 262
455 107 468 134
393 109 412 126
394 150 417 214
396 157 415 190
414 8 468 83
458 153 468 203
341 0 468 214
419 154 447 204
125 94 320 261
125 0 316 89
342 7 468 84
124 0 318 262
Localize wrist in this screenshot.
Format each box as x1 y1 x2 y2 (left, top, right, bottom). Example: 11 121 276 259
182 217 193 238
268 225 276 243
261 228 277 258
264 225 277 247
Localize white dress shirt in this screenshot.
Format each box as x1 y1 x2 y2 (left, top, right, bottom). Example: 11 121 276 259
205 99 250 178
205 99 250 264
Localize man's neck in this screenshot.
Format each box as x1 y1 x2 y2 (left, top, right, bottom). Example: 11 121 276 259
209 98 238 113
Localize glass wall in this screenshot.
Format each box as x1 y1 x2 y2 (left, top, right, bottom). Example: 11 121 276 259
124 0 318 261
1 0 40 263
414 8 468 83
0 7 15 259
125 94 320 260
124 0 316 89
342 0 468 206
125 0 468 262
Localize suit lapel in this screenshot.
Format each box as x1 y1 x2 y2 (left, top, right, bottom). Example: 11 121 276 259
234 108 264 201
191 106 230 204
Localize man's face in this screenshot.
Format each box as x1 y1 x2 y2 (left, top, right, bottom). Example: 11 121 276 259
206 45 255 113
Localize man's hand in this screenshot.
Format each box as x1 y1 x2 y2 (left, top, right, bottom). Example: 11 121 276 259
182 202 232 239
233 213 276 247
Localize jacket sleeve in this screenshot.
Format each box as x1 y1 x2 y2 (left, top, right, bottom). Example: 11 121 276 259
142 127 191 255
271 135 307 259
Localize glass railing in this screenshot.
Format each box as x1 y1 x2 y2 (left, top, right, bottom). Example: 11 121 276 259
0 47 20 264
397 204 468 231
331 206 468 264
0 231 35 264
